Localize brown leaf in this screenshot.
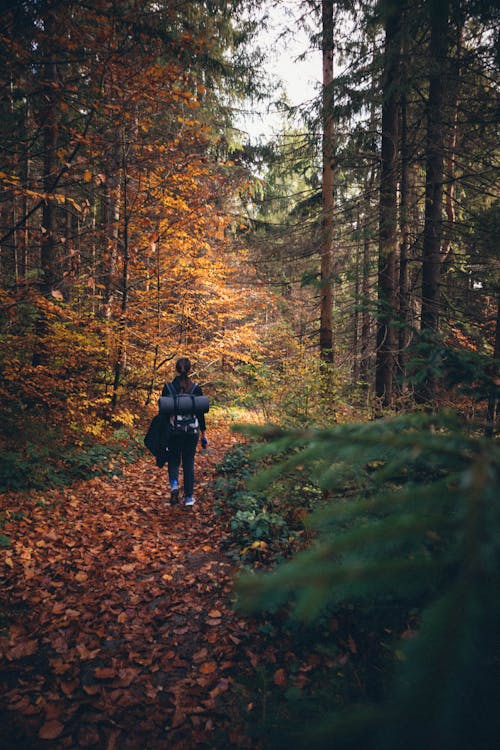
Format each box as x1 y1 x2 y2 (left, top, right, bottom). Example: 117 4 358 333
94 667 116 679
61 679 79 696
8 638 38 660
273 668 287 686
39 720 64 740
199 661 217 675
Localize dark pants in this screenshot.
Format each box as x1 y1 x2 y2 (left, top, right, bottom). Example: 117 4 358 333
167 430 199 497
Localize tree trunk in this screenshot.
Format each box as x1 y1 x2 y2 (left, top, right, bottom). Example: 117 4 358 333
398 8 411 389
442 16 463 264
418 0 449 401
485 291 500 437
104 136 121 320
111 136 128 411
40 57 59 298
375 3 401 407
320 0 335 363
421 0 449 335
33 11 59 367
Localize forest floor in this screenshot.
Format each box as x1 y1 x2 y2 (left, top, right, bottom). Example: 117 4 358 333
0 423 270 750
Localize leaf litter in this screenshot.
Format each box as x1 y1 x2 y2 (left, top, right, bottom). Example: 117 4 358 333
0 425 263 749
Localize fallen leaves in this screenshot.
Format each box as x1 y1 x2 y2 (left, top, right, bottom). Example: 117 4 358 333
273 668 287 687
39 719 65 740
199 661 217 675
0 425 253 749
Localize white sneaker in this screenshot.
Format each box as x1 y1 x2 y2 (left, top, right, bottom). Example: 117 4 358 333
184 496 196 506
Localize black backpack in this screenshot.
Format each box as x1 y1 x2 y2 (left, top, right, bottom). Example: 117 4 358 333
163 382 200 433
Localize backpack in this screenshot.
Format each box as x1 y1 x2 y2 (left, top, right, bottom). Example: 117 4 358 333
165 382 200 433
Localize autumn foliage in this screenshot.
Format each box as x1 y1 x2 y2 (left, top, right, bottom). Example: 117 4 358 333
0 0 268 467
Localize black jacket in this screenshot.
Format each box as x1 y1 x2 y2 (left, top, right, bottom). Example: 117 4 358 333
144 413 170 468
161 376 207 432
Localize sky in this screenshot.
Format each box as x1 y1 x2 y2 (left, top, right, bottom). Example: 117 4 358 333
234 1 322 143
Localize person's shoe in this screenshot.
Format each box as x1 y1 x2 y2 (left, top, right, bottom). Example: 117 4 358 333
170 481 179 506
184 496 196 506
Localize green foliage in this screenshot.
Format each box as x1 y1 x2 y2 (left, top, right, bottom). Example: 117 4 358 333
234 412 500 749
0 429 143 492
236 353 362 426
407 331 499 403
214 442 310 565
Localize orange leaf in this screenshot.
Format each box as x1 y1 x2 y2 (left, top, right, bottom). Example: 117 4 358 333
9 639 38 660
39 720 64 740
208 609 222 618
94 667 116 679
273 668 287 686
199 661 217 675
64 609 81 619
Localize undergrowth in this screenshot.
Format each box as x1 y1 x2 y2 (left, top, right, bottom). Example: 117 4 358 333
225 413 500 750
214 440 409 747
0 427 143 493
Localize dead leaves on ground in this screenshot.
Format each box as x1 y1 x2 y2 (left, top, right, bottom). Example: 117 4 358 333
0 426 253 749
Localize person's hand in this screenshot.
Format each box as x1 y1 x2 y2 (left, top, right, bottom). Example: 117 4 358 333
201 436 208 449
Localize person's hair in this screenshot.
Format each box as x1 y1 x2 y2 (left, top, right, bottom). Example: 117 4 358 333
175 357 192 392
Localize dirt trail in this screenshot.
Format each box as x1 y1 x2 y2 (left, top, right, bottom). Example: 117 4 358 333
1 426 258 749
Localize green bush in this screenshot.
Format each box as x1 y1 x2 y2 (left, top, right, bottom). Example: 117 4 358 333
214 443 310 564
0 429 143 492
235 412 500 750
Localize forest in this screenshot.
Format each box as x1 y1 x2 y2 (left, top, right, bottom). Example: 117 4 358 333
0 0 499 748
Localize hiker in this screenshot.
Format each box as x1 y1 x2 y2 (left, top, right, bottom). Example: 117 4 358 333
162 357 208 507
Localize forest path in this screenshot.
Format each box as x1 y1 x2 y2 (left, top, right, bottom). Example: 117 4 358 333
1 424 259 750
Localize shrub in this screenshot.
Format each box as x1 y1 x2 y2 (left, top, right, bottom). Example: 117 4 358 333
235 412 500 750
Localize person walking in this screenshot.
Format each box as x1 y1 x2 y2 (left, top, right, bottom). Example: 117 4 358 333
162 357 207 507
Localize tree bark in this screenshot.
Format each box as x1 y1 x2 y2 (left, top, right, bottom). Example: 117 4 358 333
320 0 335 363
104 136 121 319
442 15 463 265
40 57 58 297
375 3 401 407
398 8 411 389
485 291 500 437
111 135 129 411
421 0 449 335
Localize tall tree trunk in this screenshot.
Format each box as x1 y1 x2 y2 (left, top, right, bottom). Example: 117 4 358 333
320 0 335 363
375 3 401 407
40 57 58 298
398 8 411 389
104 136 121 319
111 137 128 411
360 206 373 390
419 0 449 401
485 291 500 437
33 11 59 367
145 229 161 406
421 0 449 335
442 15 463 264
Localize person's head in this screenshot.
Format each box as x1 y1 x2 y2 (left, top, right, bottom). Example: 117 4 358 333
175 357 192 390
175 357 191 377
